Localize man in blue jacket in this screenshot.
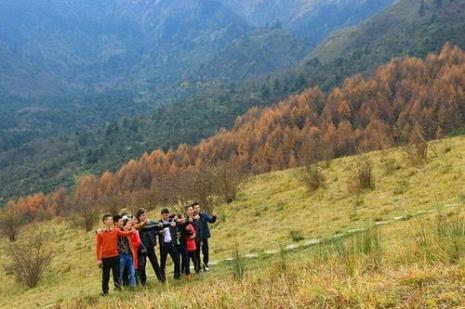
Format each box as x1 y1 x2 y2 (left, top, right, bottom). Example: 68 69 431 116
192 202 217 271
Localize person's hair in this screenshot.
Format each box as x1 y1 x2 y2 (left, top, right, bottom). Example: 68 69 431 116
120 211 130 217
102 214 112 223
191 201 199 207
113 215 122 223
136 208 146 219
122 218 130 227
184 205 193 211
177 214 183 219
160 208 170 215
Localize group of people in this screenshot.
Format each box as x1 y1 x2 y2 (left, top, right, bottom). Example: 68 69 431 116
95 202 217 295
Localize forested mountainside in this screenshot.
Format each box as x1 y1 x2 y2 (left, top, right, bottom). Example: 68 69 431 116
6 43 465 221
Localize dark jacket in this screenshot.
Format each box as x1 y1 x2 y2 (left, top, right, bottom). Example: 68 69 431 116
175 221 192 246
137 220 167 248
191 217 202 242
158 219 178 247
198 211 217 240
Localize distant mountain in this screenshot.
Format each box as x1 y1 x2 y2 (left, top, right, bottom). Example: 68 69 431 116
0 0 394 101
0 0 250 99
223 0 395 44
0 0 393 139
304 0 465 68
193 28 311 83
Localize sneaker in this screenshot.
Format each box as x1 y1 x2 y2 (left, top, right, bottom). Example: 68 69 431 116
204 265 210 272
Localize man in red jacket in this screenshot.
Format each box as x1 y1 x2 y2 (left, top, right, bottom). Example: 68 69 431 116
96 214 134 295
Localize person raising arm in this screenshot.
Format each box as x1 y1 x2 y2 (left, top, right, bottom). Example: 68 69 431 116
96 214 134 295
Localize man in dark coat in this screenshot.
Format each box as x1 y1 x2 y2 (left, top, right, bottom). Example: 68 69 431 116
192 202 217 271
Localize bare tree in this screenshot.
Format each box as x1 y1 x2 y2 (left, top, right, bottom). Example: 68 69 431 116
195 165 217 212
0 208 24 242
5 232 54 288
212 161 247 204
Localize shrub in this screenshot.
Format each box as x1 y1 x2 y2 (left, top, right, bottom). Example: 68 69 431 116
0 208 24 242
404 142 428 166
393 180 409 195
230 243 245 281
299 164 326 192
348 158 375 193
320 227 382 277
277 245 288 273
290 230 304 242
5 232 54 288
415 212 465 264
380 157 398 175
276 202 285 212
357 159 375 190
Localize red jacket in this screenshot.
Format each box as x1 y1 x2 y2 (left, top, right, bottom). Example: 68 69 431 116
130 230 141 269
186 223 197 252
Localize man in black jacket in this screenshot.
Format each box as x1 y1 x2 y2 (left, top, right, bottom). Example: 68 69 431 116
193 202 217 271
135 208 167 284
158 209 181 280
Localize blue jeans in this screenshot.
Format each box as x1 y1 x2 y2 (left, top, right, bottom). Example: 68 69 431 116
177 244 189 275
119 253 136 288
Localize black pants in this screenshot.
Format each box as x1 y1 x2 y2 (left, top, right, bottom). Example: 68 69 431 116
189 250 200 273
101 256 120 294
201 238 210 267
160 243 180 279
138 246 163 284
194 241 201 272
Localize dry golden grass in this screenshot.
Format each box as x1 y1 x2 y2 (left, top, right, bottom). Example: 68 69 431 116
1 136 465 308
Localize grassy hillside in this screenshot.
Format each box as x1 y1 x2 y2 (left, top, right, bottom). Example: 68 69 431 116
2 134 465 307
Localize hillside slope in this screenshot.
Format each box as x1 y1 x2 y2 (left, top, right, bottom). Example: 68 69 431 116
305 0 465 68
192 28 311 83
223 0 394 44
1 135 465 307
